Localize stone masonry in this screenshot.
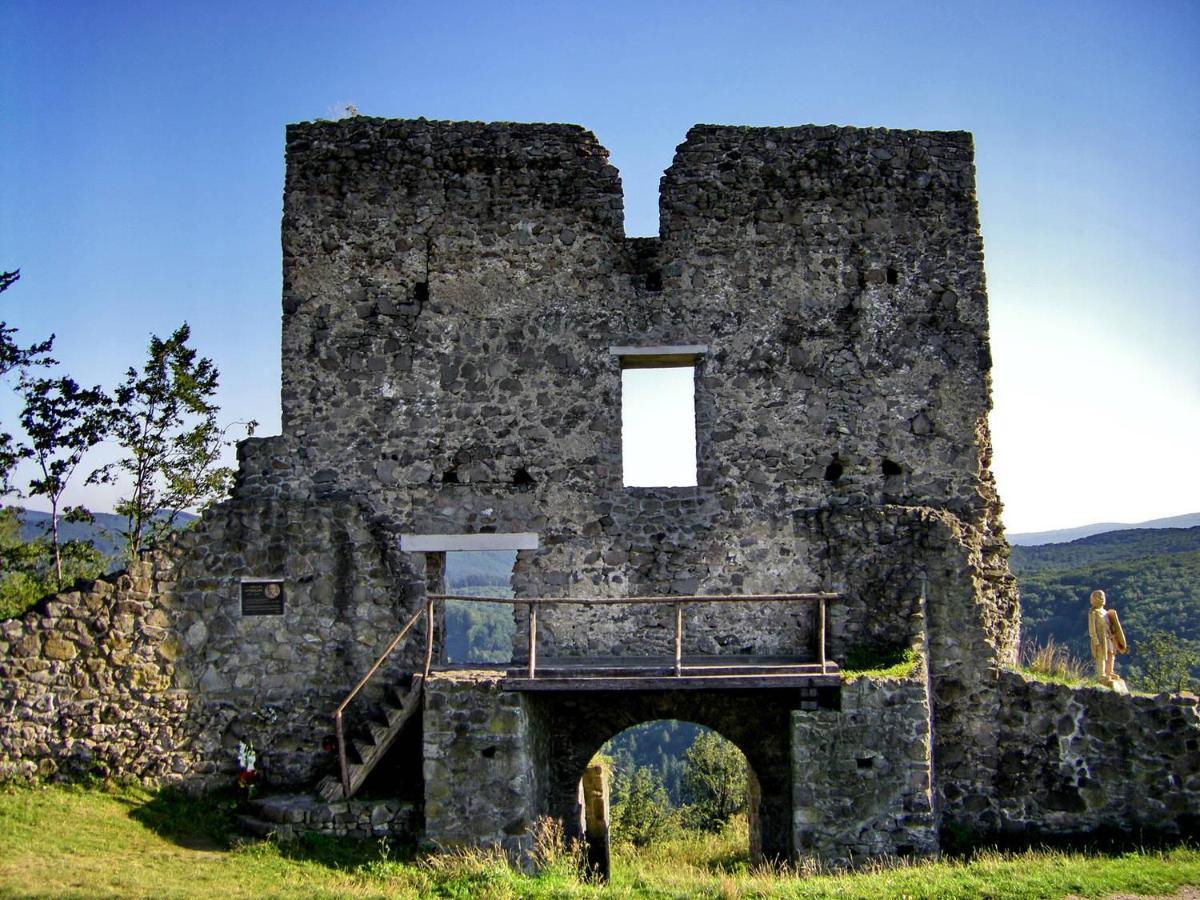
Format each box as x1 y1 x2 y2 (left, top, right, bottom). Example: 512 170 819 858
792 665 937 863
995 672 1200 839
2 117 1195 866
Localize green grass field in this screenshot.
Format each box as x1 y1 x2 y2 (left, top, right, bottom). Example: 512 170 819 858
1 783 1197 899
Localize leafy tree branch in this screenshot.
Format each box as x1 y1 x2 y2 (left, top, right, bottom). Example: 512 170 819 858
0 269 57 494
91 323 254 560
16 373 112 587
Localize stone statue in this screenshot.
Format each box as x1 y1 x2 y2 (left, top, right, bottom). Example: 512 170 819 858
1088 589 1128 692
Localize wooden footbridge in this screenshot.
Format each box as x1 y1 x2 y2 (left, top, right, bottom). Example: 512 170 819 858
322 591 840 801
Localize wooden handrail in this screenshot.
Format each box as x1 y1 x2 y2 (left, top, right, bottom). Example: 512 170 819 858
333 602 429 798
428 592 840 605
430 591 840 681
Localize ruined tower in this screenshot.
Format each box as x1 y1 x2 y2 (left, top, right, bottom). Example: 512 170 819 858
6 119 1194 865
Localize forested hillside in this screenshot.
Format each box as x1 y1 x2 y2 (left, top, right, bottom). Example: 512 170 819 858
1012 526 1200 682
16 509 197 559
441 551 517 664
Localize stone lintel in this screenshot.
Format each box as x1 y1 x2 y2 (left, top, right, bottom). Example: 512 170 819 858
609 345 707 368
400 532 539 552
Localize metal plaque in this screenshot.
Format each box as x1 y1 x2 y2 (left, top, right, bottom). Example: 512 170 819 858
241 579 285 616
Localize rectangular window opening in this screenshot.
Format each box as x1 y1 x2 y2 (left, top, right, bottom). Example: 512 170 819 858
442 550 517 666
620 362 699 488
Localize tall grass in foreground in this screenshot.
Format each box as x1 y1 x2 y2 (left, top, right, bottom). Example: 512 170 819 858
2 782 1199 898
1020 637 1093 685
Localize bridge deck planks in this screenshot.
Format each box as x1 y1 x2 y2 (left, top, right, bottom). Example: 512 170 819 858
494 655 840 691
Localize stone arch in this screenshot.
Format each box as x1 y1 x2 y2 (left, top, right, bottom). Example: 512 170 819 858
580 718 759 876
523 688 799 862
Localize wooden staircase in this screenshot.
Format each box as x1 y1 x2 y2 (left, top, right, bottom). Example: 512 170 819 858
317 674 424 801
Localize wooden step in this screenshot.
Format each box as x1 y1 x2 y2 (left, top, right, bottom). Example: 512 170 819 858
324 674 425 800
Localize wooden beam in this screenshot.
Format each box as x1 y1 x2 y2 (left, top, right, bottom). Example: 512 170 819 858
429 592 841 606
503 673 843 692
818 596 827 675
527 602 537 680
674 603 683 677
423 598 435 679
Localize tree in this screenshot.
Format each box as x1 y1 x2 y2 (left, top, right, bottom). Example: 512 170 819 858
0 269 56 493
610 766 677 847
1136 629 1199 694
680 730 747 832
0 507 107 619
16 373 112 586
91 324 253 559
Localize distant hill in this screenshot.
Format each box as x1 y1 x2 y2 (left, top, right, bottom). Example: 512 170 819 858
1011 526 1200 681
445 550 517 589
14 508 198 559
1008 512 1200 546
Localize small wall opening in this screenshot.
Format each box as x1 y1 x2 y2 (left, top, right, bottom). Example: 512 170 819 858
824 457 844 483
620 364 699 488
442 550 518 665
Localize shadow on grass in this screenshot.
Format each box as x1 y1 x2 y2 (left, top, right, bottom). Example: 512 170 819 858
122 787 237 851
942 817 1200 858
124 786 418 871
253 829 419 871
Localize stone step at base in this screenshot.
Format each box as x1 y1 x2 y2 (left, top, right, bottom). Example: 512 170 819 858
235 813 297 841
316 775 343 802
239 792 419 842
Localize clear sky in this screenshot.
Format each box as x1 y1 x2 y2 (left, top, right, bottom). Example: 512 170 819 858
2 0 1197 533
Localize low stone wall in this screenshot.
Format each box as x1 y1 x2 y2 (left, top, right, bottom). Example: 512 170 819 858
0 554 223 784
243 793 418 841
792 666 937 864
994 671 1200 839
422 670 536 855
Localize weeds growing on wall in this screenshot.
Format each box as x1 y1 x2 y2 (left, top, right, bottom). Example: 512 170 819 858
1019 637 1092 686
842 644 919 679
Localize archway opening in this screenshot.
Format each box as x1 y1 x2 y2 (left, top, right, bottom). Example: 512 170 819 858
581 719 758 881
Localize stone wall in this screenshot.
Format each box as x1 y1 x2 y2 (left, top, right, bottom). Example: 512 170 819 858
792 664 937 864
791 504 1017 837
244 793 419 842
994 672 1200 839
0 554 220 783
168 437 428 785
275 117 1011 668
1 436 430 789
422 671 538 855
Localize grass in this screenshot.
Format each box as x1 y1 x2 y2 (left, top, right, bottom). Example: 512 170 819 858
1018 637 1095 687
841 645 920 680
1 782 1198 898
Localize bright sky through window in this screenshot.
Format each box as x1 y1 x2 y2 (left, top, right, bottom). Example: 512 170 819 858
621 367 697 487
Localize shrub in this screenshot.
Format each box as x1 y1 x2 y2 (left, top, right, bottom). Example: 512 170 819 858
680 731 747 832
610 766 677 847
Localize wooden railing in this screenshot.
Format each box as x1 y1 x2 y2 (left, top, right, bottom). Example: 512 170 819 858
331 591 837 796
429 592 840 680
331 598 433 799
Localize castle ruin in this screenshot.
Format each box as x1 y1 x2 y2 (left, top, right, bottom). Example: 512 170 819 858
2 118 1197 866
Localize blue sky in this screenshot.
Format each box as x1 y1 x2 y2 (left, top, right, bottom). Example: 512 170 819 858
2 0 1197 532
